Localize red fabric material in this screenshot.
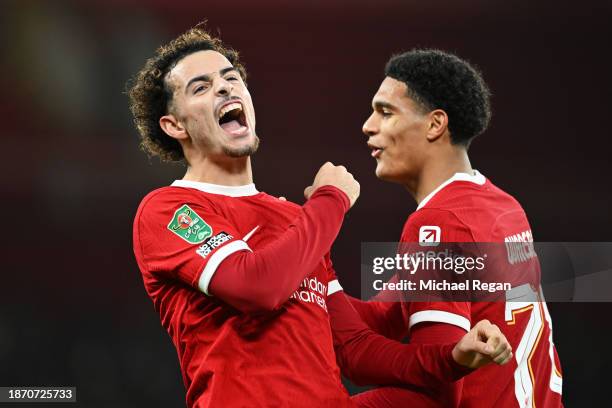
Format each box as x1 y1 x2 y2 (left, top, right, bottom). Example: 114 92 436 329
352 386 442 408
209 186 349 313
411 322 466 344
329 291 470 393
347 295 408 341
405 177 563 407
134 184 354 407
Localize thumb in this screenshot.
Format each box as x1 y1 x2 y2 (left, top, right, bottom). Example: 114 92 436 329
304 185 314 199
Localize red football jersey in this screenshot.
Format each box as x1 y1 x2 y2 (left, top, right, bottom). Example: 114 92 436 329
401 171 563 407
133 180 351 407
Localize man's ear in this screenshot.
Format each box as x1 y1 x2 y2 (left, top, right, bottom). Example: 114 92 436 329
425 109 449 142
160 114 189 141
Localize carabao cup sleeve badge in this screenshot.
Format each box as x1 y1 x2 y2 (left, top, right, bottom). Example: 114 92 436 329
167 204 213 244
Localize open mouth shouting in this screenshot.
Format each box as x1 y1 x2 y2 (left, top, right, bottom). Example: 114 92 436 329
217 100 249 136
367 141 384 158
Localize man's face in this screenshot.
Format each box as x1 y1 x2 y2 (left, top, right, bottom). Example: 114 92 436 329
165 50 258 158
362 77 430 184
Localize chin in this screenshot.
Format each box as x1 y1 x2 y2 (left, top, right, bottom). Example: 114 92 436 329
376 173 395 182
375 164 390 180
223 135 260 158
375 166 402 184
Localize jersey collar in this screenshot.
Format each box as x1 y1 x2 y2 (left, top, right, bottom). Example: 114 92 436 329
171 180 259 197
416 170 486 210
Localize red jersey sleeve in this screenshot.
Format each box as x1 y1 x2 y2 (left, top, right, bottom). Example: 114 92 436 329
133 189 248 294
401 208 473 333
210 188 350 313
328 291 471 390
325 255 408 340
347 296 407 341
325 254 344 297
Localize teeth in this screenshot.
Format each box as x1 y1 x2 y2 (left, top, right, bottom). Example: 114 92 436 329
219 102 242 119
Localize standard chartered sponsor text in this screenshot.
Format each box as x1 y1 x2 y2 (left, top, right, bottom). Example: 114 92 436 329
289 276 328 311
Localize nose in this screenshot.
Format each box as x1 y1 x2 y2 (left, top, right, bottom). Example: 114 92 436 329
362 112 378 137
214 76 233 97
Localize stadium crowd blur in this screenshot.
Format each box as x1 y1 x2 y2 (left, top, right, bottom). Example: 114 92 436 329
1 0 610 406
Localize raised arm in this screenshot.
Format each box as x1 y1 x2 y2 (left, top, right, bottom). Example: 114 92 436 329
210 163 360 313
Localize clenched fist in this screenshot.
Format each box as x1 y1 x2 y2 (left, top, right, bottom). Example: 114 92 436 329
452 319 513 369
304 162 360 208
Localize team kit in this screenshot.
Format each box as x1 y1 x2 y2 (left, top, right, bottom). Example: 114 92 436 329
129 24 563 407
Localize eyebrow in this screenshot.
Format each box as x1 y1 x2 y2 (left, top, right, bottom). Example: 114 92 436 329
373 100 396 111
185 66 238 93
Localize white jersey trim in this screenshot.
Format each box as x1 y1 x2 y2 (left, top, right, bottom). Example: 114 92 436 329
172 180 259 197
417 170 486 210
199 240 252 295
327 279 343 296
409 310 471 332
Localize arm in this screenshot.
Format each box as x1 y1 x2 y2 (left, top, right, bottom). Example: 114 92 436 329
209 186 349 313
341 320 467 408
325 252 407 340
329 292 512 390
345 322 514 408
209 162 359 313
346 282 408 341
329 291 469 389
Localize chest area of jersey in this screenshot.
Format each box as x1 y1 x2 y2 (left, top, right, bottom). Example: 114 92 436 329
216 199 300 247
218 199 331 313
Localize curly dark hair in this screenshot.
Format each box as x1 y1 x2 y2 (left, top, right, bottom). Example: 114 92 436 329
127 23 247 162
385 49 491 146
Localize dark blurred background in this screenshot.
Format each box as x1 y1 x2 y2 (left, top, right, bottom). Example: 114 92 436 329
1 0 610 406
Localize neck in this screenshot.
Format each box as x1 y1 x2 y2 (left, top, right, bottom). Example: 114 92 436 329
409 147 473 205
183 155 253 186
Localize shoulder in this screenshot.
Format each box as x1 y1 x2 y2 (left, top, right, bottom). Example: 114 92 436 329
404 180 528 242
133 187 229 246
406 207 464 225
135 187 222 221
136 187 175 214
430 178 524 214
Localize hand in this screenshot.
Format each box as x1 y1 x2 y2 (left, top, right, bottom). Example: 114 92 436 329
304 162 360 208
452 319 513 369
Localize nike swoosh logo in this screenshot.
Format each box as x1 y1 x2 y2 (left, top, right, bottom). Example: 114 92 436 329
243 225 260 242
